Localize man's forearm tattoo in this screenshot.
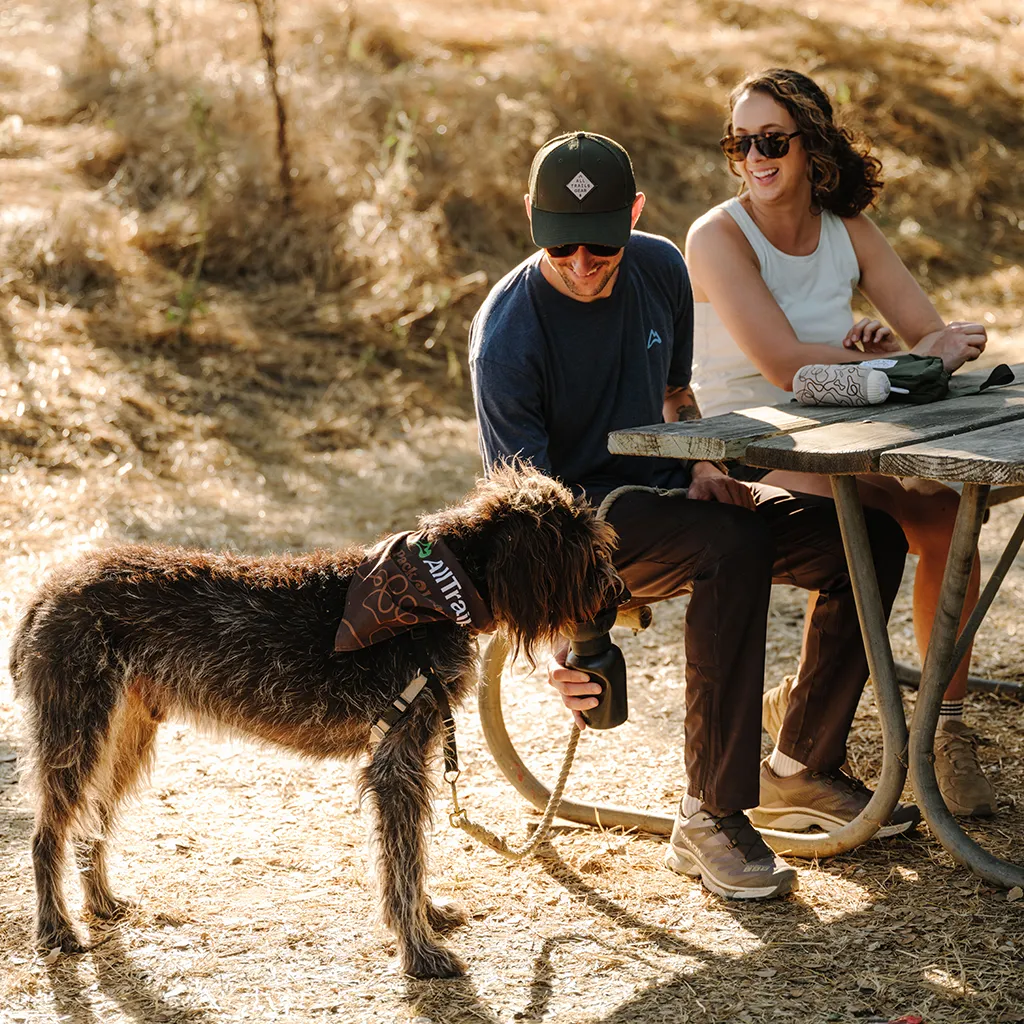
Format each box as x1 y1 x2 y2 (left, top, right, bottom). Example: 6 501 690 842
672 386 702 421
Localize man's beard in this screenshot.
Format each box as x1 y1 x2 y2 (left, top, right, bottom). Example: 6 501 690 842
552 261 619 298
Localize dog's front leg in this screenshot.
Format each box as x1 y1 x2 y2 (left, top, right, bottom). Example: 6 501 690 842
360 712 467 979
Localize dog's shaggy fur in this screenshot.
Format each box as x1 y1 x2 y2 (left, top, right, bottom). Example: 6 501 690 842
10 466 620 978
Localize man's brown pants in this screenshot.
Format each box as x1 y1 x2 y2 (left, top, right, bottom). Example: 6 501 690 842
602 483 908 813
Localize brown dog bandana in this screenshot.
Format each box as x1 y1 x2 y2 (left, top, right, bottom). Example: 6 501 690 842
335 531 494 651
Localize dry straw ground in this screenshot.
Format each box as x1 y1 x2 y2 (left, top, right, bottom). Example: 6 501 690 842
0 0 1023 1022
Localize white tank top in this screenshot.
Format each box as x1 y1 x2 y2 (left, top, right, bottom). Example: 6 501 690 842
692 196 860 418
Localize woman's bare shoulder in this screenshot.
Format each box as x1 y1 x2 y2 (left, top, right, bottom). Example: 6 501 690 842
688 203 739 241
686 203 751 259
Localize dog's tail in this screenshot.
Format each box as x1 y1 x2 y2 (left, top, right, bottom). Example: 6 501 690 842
9 594 44 700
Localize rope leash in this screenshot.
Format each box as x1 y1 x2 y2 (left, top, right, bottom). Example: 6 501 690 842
429 667 581 861
371 627 587 863
447 723 580 860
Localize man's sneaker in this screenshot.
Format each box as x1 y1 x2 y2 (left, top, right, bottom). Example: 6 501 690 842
750 760 921 837
762 675 795 745
792 363 891 406
665 807 798 900
934 720 996 817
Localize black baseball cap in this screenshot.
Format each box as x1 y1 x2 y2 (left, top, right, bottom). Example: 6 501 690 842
528 132 637 249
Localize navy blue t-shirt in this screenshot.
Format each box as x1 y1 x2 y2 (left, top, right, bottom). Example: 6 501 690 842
469 231 694 503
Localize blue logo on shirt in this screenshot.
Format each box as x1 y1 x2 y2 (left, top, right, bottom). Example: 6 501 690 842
647 329 662 350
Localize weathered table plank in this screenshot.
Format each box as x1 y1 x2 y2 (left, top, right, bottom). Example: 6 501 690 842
878 423 1024 484
608 363 1023 464
608 403 862 461
742 386 1024 475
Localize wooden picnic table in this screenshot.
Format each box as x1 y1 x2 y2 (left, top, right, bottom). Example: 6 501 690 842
607 361 1024 885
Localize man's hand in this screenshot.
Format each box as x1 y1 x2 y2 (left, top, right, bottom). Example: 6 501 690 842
842 318 900 354
547 645 600 730
911 321 987 372
688 461 756 510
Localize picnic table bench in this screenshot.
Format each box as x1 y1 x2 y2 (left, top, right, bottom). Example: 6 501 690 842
478 362 1024 885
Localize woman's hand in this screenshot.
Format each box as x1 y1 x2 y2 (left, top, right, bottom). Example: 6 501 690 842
842 318 900 354
911 321 987 372
546 645 600 730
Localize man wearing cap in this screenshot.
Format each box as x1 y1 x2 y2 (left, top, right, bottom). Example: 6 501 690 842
468 132 915 900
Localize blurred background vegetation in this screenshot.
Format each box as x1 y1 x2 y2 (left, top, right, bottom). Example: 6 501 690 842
0 0 1021 514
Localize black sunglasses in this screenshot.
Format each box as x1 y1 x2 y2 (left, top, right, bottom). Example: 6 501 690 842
545 242 623 259
720 130 801 161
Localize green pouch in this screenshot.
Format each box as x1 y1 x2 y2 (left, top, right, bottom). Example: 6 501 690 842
857 354 951 404
853 355 1016 404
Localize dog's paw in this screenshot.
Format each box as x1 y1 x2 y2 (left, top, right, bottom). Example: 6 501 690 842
85 894 136 923
425 897 469 935
403 942 467 979
36 923 88 957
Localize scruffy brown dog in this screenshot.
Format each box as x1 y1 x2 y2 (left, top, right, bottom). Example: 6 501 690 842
11 465 620 978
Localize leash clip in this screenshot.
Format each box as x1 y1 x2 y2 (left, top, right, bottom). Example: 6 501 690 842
447 772 464 825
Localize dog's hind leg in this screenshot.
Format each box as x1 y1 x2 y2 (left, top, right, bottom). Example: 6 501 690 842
29 716 113 952
360 712 467 979
32 788 88 954
20 646 125 953
76 691 158 922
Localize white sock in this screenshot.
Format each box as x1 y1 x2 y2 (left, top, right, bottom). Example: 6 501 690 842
680 794 702 818
939 700 964 724
769 747 808 778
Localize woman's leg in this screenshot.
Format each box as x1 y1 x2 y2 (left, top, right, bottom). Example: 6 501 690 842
761 470 979 698
893 479 980 703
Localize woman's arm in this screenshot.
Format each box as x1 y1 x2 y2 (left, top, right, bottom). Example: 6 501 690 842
685 212 893 390
844 214 942 342
845 213 987 367
686 211 986 391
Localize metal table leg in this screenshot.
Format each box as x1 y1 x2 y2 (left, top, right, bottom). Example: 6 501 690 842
823 474 909 845
909 485 1024 887
477 478 911 858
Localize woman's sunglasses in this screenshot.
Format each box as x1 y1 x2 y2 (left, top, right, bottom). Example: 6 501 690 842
719 130 801 162
545 242 622 259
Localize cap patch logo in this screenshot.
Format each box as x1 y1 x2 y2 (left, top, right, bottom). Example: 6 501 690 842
566 172 595 201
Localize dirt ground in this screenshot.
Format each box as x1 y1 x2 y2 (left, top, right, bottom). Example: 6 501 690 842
1 341 1023 1024
2 0 1024 1021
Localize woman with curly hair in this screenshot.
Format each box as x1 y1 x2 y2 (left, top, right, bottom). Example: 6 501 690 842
684 67 996 818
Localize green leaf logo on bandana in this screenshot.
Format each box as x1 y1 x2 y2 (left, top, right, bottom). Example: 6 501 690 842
414 538 434 559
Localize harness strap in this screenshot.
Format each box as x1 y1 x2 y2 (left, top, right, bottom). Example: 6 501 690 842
425 671 460 781
370 673 430 743
370 627 460 778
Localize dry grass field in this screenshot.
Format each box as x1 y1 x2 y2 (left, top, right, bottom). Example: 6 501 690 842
0 0 1023 1022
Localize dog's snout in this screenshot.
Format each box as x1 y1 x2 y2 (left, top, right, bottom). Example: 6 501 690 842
596 568 627 609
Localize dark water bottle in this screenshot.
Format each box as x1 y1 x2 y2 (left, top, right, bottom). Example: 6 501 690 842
565 605 628 730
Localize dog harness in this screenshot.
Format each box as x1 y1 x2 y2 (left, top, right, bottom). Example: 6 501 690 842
336 532 491 756
367 626 462 817
335 531 493 652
